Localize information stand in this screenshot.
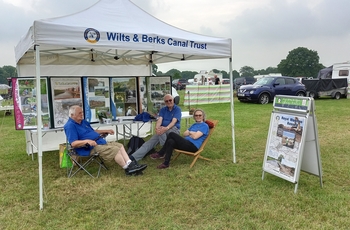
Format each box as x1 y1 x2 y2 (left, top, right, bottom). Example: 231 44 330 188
262 95 323 193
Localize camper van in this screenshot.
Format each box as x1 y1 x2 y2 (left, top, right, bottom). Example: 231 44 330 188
318 61 350 83
302 62 350 99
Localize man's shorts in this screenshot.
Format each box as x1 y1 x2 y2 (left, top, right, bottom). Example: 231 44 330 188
91 142 123 161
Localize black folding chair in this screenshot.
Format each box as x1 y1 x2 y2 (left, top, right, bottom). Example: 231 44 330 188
66 145 108 178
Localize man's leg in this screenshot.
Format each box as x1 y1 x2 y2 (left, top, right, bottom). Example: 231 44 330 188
131 134 160 162
158 126 180 146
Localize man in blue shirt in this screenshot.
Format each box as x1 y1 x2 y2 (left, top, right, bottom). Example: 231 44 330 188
129 94 182 162
64 105 147 175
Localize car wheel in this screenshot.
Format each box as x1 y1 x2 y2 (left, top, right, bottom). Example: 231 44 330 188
334 92 341 100
258 93 270 104
296 91 305 97
309 91 316 98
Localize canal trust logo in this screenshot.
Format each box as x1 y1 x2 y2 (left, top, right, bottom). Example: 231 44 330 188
84 28 100 43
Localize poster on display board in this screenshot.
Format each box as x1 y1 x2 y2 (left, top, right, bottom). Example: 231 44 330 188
12 78 50 130
144 76 171 115
262 112 307 183
110 77 138 118
50 78 82 128
83 77 112 123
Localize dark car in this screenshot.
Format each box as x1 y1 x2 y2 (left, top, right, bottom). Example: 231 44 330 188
237 76 306 104
233 77 256 90
172 78 188 90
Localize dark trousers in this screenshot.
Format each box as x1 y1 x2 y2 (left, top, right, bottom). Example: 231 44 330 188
159 132 198 165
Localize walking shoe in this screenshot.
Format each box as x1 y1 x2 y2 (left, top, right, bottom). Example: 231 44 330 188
125 161 147 175
150 152 165 159
157 163 169 169
125 170 144 176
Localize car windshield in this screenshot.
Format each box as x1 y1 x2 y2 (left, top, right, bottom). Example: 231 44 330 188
254 77 274 86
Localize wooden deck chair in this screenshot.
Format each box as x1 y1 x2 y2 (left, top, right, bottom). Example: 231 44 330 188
173 120 218 168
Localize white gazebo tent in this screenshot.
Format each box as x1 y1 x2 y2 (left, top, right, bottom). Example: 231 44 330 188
15 0 235 209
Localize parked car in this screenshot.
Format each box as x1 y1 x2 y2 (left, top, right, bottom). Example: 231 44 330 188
172 78 188 90
237 76 306 104
233 77 256 90
222 78 230 84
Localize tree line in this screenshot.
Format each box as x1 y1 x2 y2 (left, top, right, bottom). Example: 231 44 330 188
155 47 326 80
0 47 325 84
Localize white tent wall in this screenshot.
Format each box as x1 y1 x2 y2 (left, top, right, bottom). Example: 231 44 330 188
15 0 235 210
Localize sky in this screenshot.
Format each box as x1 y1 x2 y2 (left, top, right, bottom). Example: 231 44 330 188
1 0 350 73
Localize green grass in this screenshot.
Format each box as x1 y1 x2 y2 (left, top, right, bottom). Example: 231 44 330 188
1 94 350 229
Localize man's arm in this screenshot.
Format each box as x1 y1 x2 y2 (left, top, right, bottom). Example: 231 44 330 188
71 139 97 148
95 129 114 135
155 117 164 135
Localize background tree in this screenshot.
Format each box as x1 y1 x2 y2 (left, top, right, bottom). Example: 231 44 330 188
232 70 240 79
219 70 229 78
152 64 158 76
254 67 279 76
165 69 181 79
278 47 325 78
181 71 198 80
239 66 255 77
0 65 16 84
0 68 6 84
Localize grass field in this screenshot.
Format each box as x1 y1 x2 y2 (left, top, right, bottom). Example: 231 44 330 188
1 93 350 229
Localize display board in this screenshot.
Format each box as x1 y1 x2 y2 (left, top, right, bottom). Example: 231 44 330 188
262 95 323 193
50 78 83 128
110 77 138 118
13 75 171 129
147 76 172 115
263 112 306 183
12 78 50 130
83 77 111 123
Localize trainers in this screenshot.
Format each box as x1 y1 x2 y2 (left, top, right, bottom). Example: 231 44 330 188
150 152 165 159
157 163 169 169
125 161 147 175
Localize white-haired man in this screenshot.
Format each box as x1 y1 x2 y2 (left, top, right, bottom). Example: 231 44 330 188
64 105 147 175
129 94 182 162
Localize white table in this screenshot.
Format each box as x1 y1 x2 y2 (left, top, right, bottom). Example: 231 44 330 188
181 111 192 126
25 119 153 159
0 105 13 116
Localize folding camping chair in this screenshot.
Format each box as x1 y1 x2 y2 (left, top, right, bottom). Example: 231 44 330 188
173 120 218 168
66 144 108 178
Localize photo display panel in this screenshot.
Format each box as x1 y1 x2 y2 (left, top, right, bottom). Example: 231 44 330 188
147 76 171 115
12 78 50 130
50 78 82 128
110 77 138 118
83 77 111 123
263 112 307 183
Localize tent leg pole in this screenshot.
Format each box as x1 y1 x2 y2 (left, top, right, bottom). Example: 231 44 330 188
229 57 236 163
35 45 44 210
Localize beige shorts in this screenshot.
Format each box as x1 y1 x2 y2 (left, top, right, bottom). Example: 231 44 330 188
90 142 123 161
